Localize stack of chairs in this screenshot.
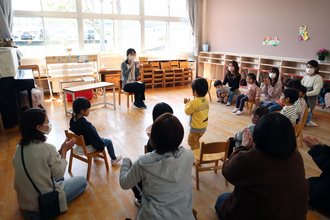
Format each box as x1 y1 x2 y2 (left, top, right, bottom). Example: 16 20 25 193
141 64 154 88
153 69 164 88
180 61 193 84
162 62 175 87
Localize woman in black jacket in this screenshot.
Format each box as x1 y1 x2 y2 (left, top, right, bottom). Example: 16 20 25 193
223 60 241 106
303 135 330 212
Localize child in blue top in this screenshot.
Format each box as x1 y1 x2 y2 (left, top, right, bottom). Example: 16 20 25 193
69 97 122 165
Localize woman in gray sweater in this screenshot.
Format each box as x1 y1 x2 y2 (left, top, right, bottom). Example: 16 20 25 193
12 109 87 219
121 48 146 108
120 113 195 220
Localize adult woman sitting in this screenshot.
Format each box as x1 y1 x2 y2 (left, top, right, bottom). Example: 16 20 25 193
260 67 282 103
215 113 309 220
222 60 241 106
13 108 88 220
119 113 195 220
120 48 146 109
301 60 323 127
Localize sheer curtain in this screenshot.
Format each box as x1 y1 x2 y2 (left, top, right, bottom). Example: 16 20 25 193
186 0 199 56
0 0 13 39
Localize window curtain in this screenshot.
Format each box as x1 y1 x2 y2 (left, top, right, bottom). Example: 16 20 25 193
186 0 199 56
0 0 13 39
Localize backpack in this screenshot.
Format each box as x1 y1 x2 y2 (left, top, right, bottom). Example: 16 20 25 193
318 85 330 106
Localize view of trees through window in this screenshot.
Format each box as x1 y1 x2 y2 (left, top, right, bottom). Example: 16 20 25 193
12 0 190 56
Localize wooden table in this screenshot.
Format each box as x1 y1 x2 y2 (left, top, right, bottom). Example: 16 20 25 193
62 82 116 116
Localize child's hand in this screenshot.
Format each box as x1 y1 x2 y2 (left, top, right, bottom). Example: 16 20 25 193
242 129 254 149
264 78 271 86
184 98 190 104
220 92 227 98
303 135 323 148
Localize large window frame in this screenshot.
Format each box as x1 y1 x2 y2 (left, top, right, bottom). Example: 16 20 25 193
13 0 188 54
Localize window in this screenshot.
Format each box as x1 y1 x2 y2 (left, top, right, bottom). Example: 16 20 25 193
44 18 79 55
13 0 190 54
12 17 45 57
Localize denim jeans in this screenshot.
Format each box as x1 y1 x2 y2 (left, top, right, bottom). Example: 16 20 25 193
236 94 249 111
228 91 234 103
305 110 313 124
101 137 116 160
214 193 231 219
63 176 88 204
265 102 283 112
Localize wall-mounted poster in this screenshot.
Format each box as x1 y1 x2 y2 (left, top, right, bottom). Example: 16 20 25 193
299 25 309 41
262 36 279 46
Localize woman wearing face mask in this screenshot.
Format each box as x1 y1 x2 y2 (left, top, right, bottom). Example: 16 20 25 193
260 67 283 103
301 60 323 127
12 108 88 220
120 48 146 109
222 60 241 106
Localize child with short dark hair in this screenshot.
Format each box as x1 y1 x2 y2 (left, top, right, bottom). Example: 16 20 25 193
69 97 122 164
280 89 300 125
184 78 209 150
228 106 269 157
232 73 260 115
214 80 231 103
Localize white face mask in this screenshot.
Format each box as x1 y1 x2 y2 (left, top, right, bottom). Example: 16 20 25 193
306 68 315 75
40 122 52 135
228 67 235 72
129 55 136 61
269 73 276 79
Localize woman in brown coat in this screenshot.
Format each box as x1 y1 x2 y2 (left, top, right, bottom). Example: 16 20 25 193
215 113 309 220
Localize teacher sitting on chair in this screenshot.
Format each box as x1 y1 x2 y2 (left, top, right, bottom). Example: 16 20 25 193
120 48 146 109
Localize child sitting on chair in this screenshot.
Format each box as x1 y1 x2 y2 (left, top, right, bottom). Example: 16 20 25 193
280 89 300 126
214 80 231 103
232 73 260 115
69 97 122 165
228 106 269 157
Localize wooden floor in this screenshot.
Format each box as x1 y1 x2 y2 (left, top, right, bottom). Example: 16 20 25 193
1 85 329 220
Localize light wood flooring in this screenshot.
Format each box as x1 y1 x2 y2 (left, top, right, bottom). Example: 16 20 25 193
1 85 329 220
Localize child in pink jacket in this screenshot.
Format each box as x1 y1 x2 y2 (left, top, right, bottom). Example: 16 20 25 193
232 73 260 115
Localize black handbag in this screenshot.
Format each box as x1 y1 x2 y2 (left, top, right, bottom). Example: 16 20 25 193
240 69 247 86
21 146 61 220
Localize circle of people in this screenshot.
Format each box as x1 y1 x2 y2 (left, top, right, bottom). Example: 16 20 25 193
12 56 329 220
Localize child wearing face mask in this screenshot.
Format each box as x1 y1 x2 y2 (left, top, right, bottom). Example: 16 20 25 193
69 97 122 165
301 60 323 127
232 73 260 115
227 106 269 157
261 67 283 102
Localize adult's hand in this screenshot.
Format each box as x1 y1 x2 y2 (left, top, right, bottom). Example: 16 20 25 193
136 62 141 68
264 78 271 86
302 135 323 148
60 137 76 158
242 129 254 149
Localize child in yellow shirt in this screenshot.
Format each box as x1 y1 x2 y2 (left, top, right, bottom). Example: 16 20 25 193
184 78 209 150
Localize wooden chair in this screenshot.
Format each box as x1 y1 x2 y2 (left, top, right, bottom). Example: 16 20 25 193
161 62 171 70
295 108 310 148
139 57 148 64
170 61 179 68
206 78 212 101
144 145 148 154
183 68 193 84
65 130 109 181
193 140 230 190
150 61 160 69
179 61 188 68
153 69 164 88
118 79 134 107
163 69 175 87
141 64 154 88
245 100 260 115
174 68 184 86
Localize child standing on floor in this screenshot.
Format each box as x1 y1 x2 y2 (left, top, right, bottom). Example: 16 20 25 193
214 80 231 103
232 73 260 115
280 89 300 126
227 106 269 158
69 97 122 165
184 78 209 151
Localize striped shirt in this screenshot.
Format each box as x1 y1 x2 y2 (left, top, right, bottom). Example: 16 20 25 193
280 105 299 126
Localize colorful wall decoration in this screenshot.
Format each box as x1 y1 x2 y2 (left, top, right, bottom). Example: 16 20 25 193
299 25 309 41
262 36 279 46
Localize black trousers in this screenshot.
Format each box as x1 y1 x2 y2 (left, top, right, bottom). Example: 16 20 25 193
124 82 145 102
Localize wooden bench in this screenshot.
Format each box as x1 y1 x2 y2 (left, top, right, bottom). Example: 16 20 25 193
62 82 116 116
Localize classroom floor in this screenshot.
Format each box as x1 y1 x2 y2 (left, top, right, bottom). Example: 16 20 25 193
0 85 329 220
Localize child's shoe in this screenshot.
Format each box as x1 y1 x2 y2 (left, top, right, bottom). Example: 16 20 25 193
306 121 317 127
226 102 231 106
111 155 123 165
232 108 239 113
217 99 220 102
134 198 141 207
93 156 100 161
235 111 243 115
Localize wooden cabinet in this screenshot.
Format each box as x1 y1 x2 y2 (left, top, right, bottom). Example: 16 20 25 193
100 69 121 89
